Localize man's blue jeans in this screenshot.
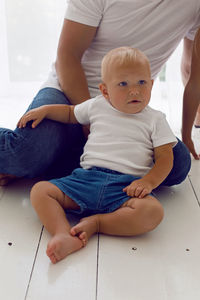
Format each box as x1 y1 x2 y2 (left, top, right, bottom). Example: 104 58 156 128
0 87 191 185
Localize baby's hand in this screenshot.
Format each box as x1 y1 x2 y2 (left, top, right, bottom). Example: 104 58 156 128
123 179 153 198
17 106 47 129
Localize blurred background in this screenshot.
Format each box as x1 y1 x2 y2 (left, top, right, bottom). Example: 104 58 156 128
0 0 184 136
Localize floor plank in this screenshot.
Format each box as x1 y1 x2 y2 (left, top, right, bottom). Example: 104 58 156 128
0 179 42 300
26 215 99 300
0 186 4 200
97 179 200 300
1 167 200 300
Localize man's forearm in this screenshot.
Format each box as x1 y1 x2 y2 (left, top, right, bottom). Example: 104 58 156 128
182 82 200 141
56 55 91 105
181 38 193 86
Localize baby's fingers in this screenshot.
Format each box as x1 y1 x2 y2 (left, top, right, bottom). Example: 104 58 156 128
17 111 41 128
123 185 136 197
17 116 28 128
134 186 144 197
138 188 149 198
123 185 132 196
123 186 128 193
31 118 42 128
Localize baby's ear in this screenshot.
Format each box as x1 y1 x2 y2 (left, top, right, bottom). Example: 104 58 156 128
99 83 109 99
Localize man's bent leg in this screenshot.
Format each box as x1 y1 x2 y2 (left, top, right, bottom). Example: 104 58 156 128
160 138 191 186
0 88 85 179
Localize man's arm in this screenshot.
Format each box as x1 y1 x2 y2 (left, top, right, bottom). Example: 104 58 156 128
123 143 174 198
182 29 200 159
181 37 193 86
55 19 97 105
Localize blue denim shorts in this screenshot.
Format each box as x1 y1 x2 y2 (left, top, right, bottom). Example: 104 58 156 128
49 167 141 216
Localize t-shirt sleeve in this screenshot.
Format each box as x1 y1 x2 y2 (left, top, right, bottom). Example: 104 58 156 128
74 99 94 125
185 10 200 40
65 0 104 27
151 112 177 148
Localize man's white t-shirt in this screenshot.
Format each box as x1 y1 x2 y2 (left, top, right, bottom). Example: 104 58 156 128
42 0 200 98
74 95 177 177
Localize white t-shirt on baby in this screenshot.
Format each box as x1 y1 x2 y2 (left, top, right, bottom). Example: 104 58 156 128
41 0 200 98
74 95 177 177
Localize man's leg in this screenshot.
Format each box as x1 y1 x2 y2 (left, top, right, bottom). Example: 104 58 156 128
30 181 84 264
71 195 164 244
160 138 191 186
0 88 85 184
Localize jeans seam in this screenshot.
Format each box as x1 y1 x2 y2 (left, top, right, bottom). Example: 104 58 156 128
97 173 109 209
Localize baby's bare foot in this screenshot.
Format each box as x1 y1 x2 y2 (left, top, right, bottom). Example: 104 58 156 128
70 215 99 245
46 233 83 264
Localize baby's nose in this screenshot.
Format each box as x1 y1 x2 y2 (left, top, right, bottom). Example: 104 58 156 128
129 86 139 95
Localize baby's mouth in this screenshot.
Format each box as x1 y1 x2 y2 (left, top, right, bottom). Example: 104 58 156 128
128 99 141 104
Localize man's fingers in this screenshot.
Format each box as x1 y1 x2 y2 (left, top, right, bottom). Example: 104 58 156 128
189 143 199 159
191 151 200 160
186 142 200 160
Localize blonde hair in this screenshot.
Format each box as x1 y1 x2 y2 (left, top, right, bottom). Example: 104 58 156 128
101 46 150 81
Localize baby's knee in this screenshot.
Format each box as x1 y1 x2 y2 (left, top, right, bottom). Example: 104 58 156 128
128 196 164 232
30 181 50 206
141 198 164 231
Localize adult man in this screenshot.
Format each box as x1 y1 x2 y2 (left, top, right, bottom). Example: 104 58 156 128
1 0 200 185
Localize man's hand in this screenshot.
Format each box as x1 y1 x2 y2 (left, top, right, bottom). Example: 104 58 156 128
17 106 47 129
182 136 200 160
123 178 153 198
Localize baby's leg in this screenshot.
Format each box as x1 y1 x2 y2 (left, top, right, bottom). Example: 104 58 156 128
30 181 83 264
71 195 163 242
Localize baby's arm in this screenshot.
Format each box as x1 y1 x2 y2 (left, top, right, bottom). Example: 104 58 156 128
123 143 174 198
17 104 78 128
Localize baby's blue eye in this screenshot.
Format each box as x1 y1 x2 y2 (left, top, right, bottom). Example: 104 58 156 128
138 80 146 85
119 81 127 86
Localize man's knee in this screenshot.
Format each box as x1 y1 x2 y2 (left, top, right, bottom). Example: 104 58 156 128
162 138 191 186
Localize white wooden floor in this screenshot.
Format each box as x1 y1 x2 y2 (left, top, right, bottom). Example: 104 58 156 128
1 90 200 300
0 158 200 300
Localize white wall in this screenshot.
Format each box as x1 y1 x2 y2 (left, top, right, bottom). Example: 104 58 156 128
0 0 184 134
0 0 67 97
